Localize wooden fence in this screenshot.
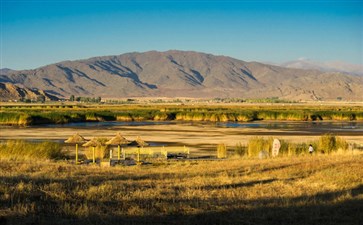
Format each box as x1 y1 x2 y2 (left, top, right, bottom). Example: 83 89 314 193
109 146 190 160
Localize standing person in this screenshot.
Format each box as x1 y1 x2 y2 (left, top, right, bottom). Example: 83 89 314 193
309 144 314 155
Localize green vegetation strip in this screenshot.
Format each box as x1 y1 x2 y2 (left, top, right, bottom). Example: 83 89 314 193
1 104 362 125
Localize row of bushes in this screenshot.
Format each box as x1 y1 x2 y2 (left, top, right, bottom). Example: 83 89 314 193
230 134 350 158
1 108 362 125
0 134 354 161
0 111 131 125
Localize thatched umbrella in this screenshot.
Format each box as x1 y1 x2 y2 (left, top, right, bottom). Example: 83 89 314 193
82 137 101 163
128 136 149 147
105 133 130 160
64 133 87 164
128 136 149 164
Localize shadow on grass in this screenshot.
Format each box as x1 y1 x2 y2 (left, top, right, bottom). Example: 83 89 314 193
1 184 362 225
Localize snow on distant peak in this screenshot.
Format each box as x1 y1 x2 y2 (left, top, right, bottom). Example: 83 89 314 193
277 59 363 75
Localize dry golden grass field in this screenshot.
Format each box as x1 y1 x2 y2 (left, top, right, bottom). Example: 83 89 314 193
0 154 362 225
0 102 362 224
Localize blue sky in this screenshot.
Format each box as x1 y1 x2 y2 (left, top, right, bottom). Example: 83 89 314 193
1 0 362 70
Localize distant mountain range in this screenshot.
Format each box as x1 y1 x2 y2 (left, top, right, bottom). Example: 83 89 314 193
1 50 362 101
274 59 363 76
0 68 12 75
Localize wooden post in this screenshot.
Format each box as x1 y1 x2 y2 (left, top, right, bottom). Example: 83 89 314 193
92 146 95 163
137 148 140 163
75 143 79 164
118 145 121 160
122 147 125 160
184 145 190 158
162 146 167 159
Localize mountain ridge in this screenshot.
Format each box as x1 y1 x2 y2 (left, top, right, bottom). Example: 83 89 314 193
1 50 362 101
0 82 59 101
272 59 363 76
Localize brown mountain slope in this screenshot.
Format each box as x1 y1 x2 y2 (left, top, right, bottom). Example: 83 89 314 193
2 50 362 101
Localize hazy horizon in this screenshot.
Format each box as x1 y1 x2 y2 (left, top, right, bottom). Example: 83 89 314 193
1 0 362 70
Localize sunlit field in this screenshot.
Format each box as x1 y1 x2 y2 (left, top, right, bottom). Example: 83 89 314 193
0 154 362 225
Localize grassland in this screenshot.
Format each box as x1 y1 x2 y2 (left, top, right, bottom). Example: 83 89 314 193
0 154 362 225
1 103 363 125
0 103 362 224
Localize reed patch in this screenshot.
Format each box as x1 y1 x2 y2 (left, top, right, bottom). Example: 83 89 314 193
0 140 65 160
1 104 362 125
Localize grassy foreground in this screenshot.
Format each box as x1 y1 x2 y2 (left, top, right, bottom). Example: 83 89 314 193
0 154 362 225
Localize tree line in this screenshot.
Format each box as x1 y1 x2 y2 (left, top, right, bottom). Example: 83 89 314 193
69 95 102 103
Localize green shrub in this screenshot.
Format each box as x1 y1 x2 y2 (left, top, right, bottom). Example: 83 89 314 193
278 139 290 156
318 134 336 154
235 143 247 157
236 111 256 121
317 134 350 154
287 143 310 156
153 112 168 121
336 136 349 151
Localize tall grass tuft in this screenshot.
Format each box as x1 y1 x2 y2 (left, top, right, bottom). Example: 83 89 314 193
247 137 273 157
277 139 290 156
318 134 336 154
234 142 247 157
217 143 227 158
0 112 32 125
153 113 168 121
317 134 349 154
287 143 310 156
0 140 64 160
336 136 349 151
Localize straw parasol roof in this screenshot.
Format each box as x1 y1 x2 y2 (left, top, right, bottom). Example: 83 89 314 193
64 133 87 144
128 136 149 147
105 132 130 145
82 137 102 147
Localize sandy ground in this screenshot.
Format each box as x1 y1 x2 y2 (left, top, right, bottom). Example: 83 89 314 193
1 123 362 155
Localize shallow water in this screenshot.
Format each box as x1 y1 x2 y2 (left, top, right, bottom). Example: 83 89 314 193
39 121 173 128
19 120 363 133
216 121 363 132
